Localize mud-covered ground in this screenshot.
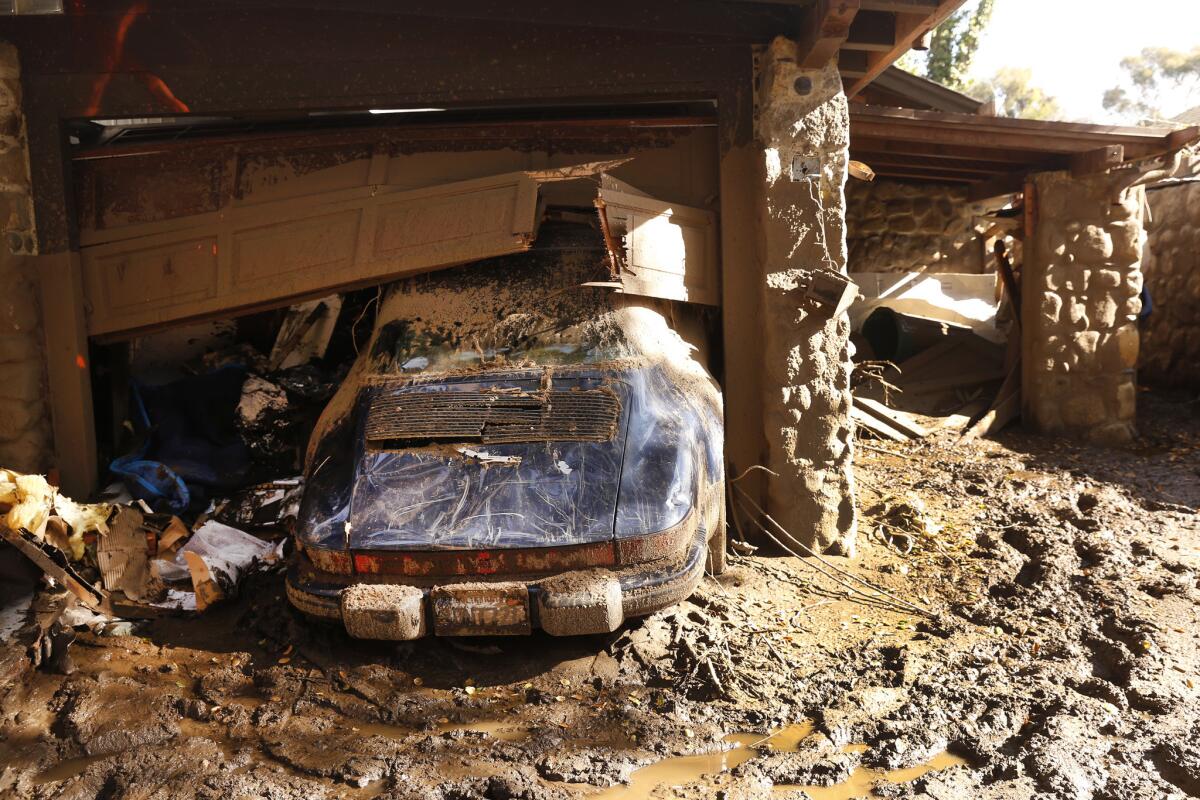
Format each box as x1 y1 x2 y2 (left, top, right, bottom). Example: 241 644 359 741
1 389 1198 800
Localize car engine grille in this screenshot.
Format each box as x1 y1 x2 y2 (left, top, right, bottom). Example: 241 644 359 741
365 388 621 445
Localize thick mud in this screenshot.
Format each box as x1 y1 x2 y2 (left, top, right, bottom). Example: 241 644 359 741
2 389 1199 800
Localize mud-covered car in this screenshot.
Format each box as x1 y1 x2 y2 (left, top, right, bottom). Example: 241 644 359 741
286 221 725 639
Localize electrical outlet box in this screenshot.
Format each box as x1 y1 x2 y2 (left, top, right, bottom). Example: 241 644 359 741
789 154 821 182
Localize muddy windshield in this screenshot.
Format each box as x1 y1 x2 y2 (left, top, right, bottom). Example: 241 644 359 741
366 219 633 377
373 334 618 375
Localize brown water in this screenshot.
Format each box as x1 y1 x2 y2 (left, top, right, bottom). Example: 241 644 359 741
35 754 111 785
353 716 529 743
33 716 965 798
592 722 969 799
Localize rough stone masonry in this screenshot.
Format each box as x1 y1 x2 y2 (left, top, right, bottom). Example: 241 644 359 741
0 42 52 474
845 179 986 274
755 38 856 554
1024 169 1145 445
1140 160 1200 389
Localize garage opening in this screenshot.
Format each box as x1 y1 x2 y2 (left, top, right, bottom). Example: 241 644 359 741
71 104 725 526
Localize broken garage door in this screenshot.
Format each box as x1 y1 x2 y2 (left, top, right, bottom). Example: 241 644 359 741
596 178 719 307
77 164 621 338
77 157 719 337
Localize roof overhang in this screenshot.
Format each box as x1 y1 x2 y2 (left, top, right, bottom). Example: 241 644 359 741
850 105 1200 199
722 0 970 94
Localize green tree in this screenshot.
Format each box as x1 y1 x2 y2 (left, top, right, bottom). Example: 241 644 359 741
923 0 994 90
1103 46 1200 124
969 68 1061 120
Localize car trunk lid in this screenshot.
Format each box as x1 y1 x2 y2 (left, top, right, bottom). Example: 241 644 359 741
346 373 628 552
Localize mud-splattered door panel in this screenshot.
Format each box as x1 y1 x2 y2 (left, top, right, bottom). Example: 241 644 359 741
78 171 545 338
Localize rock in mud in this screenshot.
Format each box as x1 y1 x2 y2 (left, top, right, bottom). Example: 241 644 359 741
53 675 181 756
534 747 642 786
423 763 574 800
736 732 859 787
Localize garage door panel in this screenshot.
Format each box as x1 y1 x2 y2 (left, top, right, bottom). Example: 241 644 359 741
80 170 548 338
84 236 218 325
232 209 362 290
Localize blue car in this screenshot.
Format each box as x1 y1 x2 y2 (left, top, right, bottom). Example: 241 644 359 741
286 222 726 639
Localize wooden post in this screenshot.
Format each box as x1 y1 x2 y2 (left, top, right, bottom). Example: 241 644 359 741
39 251 98 498
1019 178 1037 426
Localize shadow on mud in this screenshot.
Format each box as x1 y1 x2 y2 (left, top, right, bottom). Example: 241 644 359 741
991 388 1199 513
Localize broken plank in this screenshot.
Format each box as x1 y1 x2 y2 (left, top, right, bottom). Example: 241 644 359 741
962 359 1021 442
901 368 1007 395
962 388 1019 442
892 335 968 379
851 405 908 442
940 398 990 431
0 525 112 615
854 395 928 438
596 187 719 306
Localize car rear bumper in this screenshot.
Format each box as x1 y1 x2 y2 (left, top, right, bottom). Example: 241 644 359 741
285 523 708 639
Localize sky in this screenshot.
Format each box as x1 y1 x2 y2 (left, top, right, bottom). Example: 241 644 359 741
963 0 1199 124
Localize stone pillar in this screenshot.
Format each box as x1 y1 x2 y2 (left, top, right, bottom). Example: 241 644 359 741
754 38 856 554
1024 170 1145 445
0 42 52 472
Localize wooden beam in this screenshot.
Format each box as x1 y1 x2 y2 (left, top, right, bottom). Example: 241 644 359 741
866 164 995 181
858 152 1031 175
854 120 1151 157
852 106 1188 157
1166 125 1200 151
873 169 979 184
1070 145 1124 176
799 0 862 69
855 396 928 438
838 49 870 78
967 170 1029 202
851 136 1055 165
39 252 99 499
851 405 909 442
859 0 936 10
843 10 896 51
845 2 983 97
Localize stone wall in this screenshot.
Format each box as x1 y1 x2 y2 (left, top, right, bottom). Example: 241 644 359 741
0 43 51 473
846 180 984 273
1024 170 1144 445
1140 175 1200 388
755 39 856 554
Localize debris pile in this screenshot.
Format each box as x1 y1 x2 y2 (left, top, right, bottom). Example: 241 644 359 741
111 293 347 517
0 466 286 674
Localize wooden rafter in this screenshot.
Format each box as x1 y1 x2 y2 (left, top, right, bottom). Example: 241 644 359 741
850 105 1197 188
844 1 965 97
853 152 1030 176
852 107 1195 159
851 137 1055 165
799 0 862 69
858 0 937 10
843 10 896 51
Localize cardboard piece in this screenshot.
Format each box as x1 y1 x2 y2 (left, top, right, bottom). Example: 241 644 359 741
96 507 151 602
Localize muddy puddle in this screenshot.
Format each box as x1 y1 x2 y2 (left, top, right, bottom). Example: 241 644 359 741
593 723 968 799
34 754 111 786
32 717 965 797
355 717 529 743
